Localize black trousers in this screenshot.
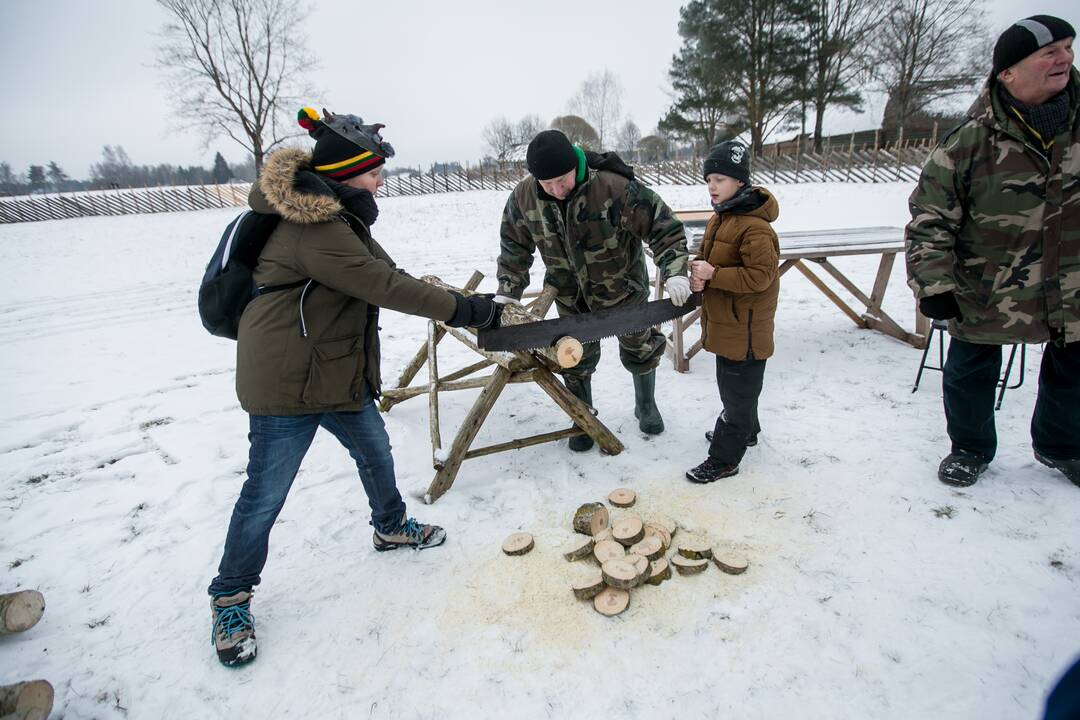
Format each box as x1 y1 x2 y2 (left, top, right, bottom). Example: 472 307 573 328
943 338 1080 462
708 355 767 465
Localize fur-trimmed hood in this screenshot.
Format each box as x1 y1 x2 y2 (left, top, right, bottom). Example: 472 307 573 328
251 147 343 224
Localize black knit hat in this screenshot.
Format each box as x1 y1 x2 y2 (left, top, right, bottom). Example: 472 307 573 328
526 130 578 180
298 108 391 181
703 141 751 184
993 15 1075 77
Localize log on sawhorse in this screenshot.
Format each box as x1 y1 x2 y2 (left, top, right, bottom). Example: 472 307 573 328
380 271 623 503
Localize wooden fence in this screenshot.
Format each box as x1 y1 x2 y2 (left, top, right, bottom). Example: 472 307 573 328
0 143 932 224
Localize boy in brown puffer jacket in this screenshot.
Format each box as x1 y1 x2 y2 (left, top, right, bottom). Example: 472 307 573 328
686 141 780 483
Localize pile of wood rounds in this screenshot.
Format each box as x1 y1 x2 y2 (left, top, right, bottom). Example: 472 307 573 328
502 489 750 617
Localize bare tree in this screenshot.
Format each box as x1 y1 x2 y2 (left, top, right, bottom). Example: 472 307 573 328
550 115 600 150
516 114 544 145
874 0 988 134
483 114 545 163
482 116 518 162
156 0 316 172
615 119 642 158
801 0 885 151
568 69 624 150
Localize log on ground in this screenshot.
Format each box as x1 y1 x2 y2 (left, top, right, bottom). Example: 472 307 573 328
629 535 663 562
0 590 45 635
593 539 626 564
571 569 605 600
646 558 672 585
573 502 609 536
562 536 594 561
601 559 639 590
0 679 54 720
676 537 713 560
607 488 636 508
593 587 630 617
671 555 709 575
612 514 644 546
502 532 534 556
712 551 749 575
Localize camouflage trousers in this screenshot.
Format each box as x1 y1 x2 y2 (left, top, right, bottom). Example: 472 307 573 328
556 296 666 380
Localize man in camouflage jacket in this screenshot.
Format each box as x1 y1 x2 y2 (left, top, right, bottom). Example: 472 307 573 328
905 14 1080 488
496 130 690 450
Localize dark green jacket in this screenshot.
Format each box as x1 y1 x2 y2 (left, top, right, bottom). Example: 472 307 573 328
236 148 456 415
496 164 688 312
905 69 1080 345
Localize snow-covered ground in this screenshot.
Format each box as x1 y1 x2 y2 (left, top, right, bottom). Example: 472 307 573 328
1 183 1077 720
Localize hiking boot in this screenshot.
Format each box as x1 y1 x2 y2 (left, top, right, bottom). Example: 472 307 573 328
1034 451 1080 487
211 590 257 667
705 430 758 447
686 457 739 483
373 516 447 551
564 375 594 452
937 451 989 487
633 371 664 435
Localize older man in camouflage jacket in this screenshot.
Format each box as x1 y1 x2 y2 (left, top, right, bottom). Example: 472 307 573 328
906 15 1080 488
496 130 690 451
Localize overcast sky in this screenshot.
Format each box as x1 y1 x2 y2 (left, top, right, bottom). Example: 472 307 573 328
1 0 1076 179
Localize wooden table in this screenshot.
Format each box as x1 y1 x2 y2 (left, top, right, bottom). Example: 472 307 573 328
657 217 927 372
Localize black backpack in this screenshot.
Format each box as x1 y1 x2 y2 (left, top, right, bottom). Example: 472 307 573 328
198 210 306 340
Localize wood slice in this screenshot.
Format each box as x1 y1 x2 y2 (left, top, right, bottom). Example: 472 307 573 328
0 590 45 635
643 523 672 552
573 502 609 536
570 569 605 600
502 532 534 556
554 336 584 368
562 536 594 561
612 514 645 547
671 555 709 575
0 679 53 719
712 550 749 575
593 527 614 544
629 536 664 562
676 537 713 560
645 558 672 586
593 587 630 617
624 553 649 587
650 514 678 537
601 559 639 590
593 539 626 564
607 488 636 508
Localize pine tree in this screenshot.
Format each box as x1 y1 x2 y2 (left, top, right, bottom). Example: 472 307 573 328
27 165 46 191
212 152 233 184
46 161 69 190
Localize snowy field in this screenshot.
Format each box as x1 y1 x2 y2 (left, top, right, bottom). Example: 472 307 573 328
1 182 1077 719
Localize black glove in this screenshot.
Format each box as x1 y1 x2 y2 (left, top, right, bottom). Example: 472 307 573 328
447 292 501 330
919 292 962 321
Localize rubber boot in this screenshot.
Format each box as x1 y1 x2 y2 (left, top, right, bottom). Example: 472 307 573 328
564 375 594 452
633 371 664 435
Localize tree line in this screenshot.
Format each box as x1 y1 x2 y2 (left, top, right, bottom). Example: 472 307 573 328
483 0 989 162
0 148 254 196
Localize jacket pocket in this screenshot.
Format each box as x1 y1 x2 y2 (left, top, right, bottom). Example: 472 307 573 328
703 290 738 325
302 336 361 406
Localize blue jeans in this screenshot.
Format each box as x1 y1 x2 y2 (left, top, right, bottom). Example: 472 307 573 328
208 401 406 594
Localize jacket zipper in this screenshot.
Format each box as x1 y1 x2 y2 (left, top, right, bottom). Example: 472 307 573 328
746 309 754 358
298 279 315 337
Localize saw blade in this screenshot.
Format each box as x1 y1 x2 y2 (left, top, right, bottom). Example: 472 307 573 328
478 294 701 351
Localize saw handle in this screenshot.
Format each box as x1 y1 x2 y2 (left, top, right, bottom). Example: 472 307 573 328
553 336 583 368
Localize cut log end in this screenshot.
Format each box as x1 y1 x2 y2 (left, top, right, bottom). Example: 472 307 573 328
502 532 534 556
607 488 637 508
593 539 626 565
671 555 709 575
554 336 584 368
601 559 639 590
645 558 672 586
571 569 605 600
712 551 749 575
573 502 610 536
593 587 630 616
676 537 713 560
0 590 45 635
562 536 595 561
624 553 650 587
612 514 645 547
643 523 672 552
629 535 664 562
0 679 54 718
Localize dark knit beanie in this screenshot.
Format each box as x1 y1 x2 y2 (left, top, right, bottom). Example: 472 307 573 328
993 15 1075 77
298 108 388 181
526 130 578 180
702 141 751 184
